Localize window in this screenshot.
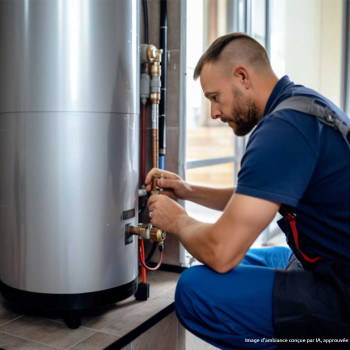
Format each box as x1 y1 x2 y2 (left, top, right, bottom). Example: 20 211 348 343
185 0 248 225
270 0 343 107
180 0 346 263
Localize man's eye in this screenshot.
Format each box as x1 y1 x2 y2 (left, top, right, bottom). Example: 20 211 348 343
212 96 217 101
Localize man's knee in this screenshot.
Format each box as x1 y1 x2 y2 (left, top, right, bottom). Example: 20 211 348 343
175 266 207 321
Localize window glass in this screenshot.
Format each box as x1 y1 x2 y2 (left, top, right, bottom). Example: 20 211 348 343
186 0 236 166
251 0 266 45
270 0 343 106
186 163 235 223
186 163 235 188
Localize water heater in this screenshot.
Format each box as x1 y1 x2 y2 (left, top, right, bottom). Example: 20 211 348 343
0 0 140 328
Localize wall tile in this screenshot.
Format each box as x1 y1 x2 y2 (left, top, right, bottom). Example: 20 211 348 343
164 126 180 174
131 312 178 350
167 0 182 51
186 330 221 350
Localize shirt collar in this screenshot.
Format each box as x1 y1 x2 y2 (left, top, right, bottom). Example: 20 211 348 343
263 75 294 116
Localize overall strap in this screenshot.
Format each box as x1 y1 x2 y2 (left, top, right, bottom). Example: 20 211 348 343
271 95 350 142
282 208 323 265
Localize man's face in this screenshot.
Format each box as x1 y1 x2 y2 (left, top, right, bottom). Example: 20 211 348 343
200 62 259 136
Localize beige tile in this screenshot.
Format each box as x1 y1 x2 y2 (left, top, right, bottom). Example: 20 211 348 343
131 312 178 350
148 0 160 46
120 344 131 350
186 330 221 350
166 49 181 119
0 316 94 349
161 284 176 300
0 295 22 326
99 308 150 337
167 0 182 51
81 297 144 330
70 332 119 350
145 270 179 296
178 322 186 350
0 332 58 350
164 127 180 174
132 296 174 318
81 270 178 332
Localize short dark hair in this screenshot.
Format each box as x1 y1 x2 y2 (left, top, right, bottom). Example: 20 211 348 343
193 32 270 80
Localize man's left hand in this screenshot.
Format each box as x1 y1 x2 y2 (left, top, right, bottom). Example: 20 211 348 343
147 194 187 234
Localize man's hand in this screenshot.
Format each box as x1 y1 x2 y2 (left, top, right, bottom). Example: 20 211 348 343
145 168 192 200
147 194 187 234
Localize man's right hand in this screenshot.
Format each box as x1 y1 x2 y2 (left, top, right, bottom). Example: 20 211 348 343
145 168 192 200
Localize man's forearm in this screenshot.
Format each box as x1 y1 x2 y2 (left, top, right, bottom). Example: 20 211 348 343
172 213 243 273
186 185 235 211
173 214 219 268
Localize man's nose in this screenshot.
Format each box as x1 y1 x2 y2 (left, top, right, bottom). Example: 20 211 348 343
211 104 222 119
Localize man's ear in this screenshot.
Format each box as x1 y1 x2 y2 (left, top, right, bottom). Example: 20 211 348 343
233 65 250 89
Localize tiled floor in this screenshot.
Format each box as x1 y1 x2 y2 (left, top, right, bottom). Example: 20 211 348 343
0 270 179 350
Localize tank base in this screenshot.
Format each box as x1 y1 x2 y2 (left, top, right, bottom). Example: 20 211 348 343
0 278 137 312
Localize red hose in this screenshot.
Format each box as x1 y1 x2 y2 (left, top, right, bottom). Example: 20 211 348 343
140 104 147 282
139 239 163 271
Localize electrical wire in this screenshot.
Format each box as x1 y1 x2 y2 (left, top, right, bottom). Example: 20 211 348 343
142 0 149 44
139 239 163 271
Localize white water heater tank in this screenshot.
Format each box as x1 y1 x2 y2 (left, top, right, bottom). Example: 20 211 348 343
0 0 140 328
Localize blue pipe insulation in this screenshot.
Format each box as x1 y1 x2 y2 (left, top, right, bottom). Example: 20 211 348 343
159 155 165 170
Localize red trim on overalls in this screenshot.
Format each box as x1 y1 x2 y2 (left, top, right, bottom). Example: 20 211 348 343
285 211 323 264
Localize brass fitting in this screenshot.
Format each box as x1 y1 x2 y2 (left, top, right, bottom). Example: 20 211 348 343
128 223 151 240
151 174 164 195
150 92 161 104
150 60 162 77
128 223 166 244
150 226 166 243
146 45 157 63
146 45 162 66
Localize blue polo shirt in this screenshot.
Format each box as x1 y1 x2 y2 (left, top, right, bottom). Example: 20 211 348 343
236 76 350 266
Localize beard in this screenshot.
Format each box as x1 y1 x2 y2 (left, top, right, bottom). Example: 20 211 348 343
226 88 260 136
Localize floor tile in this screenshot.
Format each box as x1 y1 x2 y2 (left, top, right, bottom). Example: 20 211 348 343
0 332 58 350
98 308 150 337
0 316 94 349
69 332 119 350
81 297 144 330
0 296 22 327
132 296 174 317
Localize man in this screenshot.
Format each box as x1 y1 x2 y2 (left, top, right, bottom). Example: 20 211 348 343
146 33 350 349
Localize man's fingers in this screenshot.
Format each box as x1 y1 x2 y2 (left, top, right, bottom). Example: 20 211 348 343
144 168 161 184
157 178 177 189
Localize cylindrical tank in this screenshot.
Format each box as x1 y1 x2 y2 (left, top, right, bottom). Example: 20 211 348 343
0 0 139 326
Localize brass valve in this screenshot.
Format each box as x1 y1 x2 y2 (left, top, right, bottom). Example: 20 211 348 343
128 223 166 244
150 226 166 243
151 174 164 196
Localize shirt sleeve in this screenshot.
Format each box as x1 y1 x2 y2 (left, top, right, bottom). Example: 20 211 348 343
235 112 320 207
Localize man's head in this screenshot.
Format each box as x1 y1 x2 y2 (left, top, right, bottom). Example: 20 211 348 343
194 32 278 136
